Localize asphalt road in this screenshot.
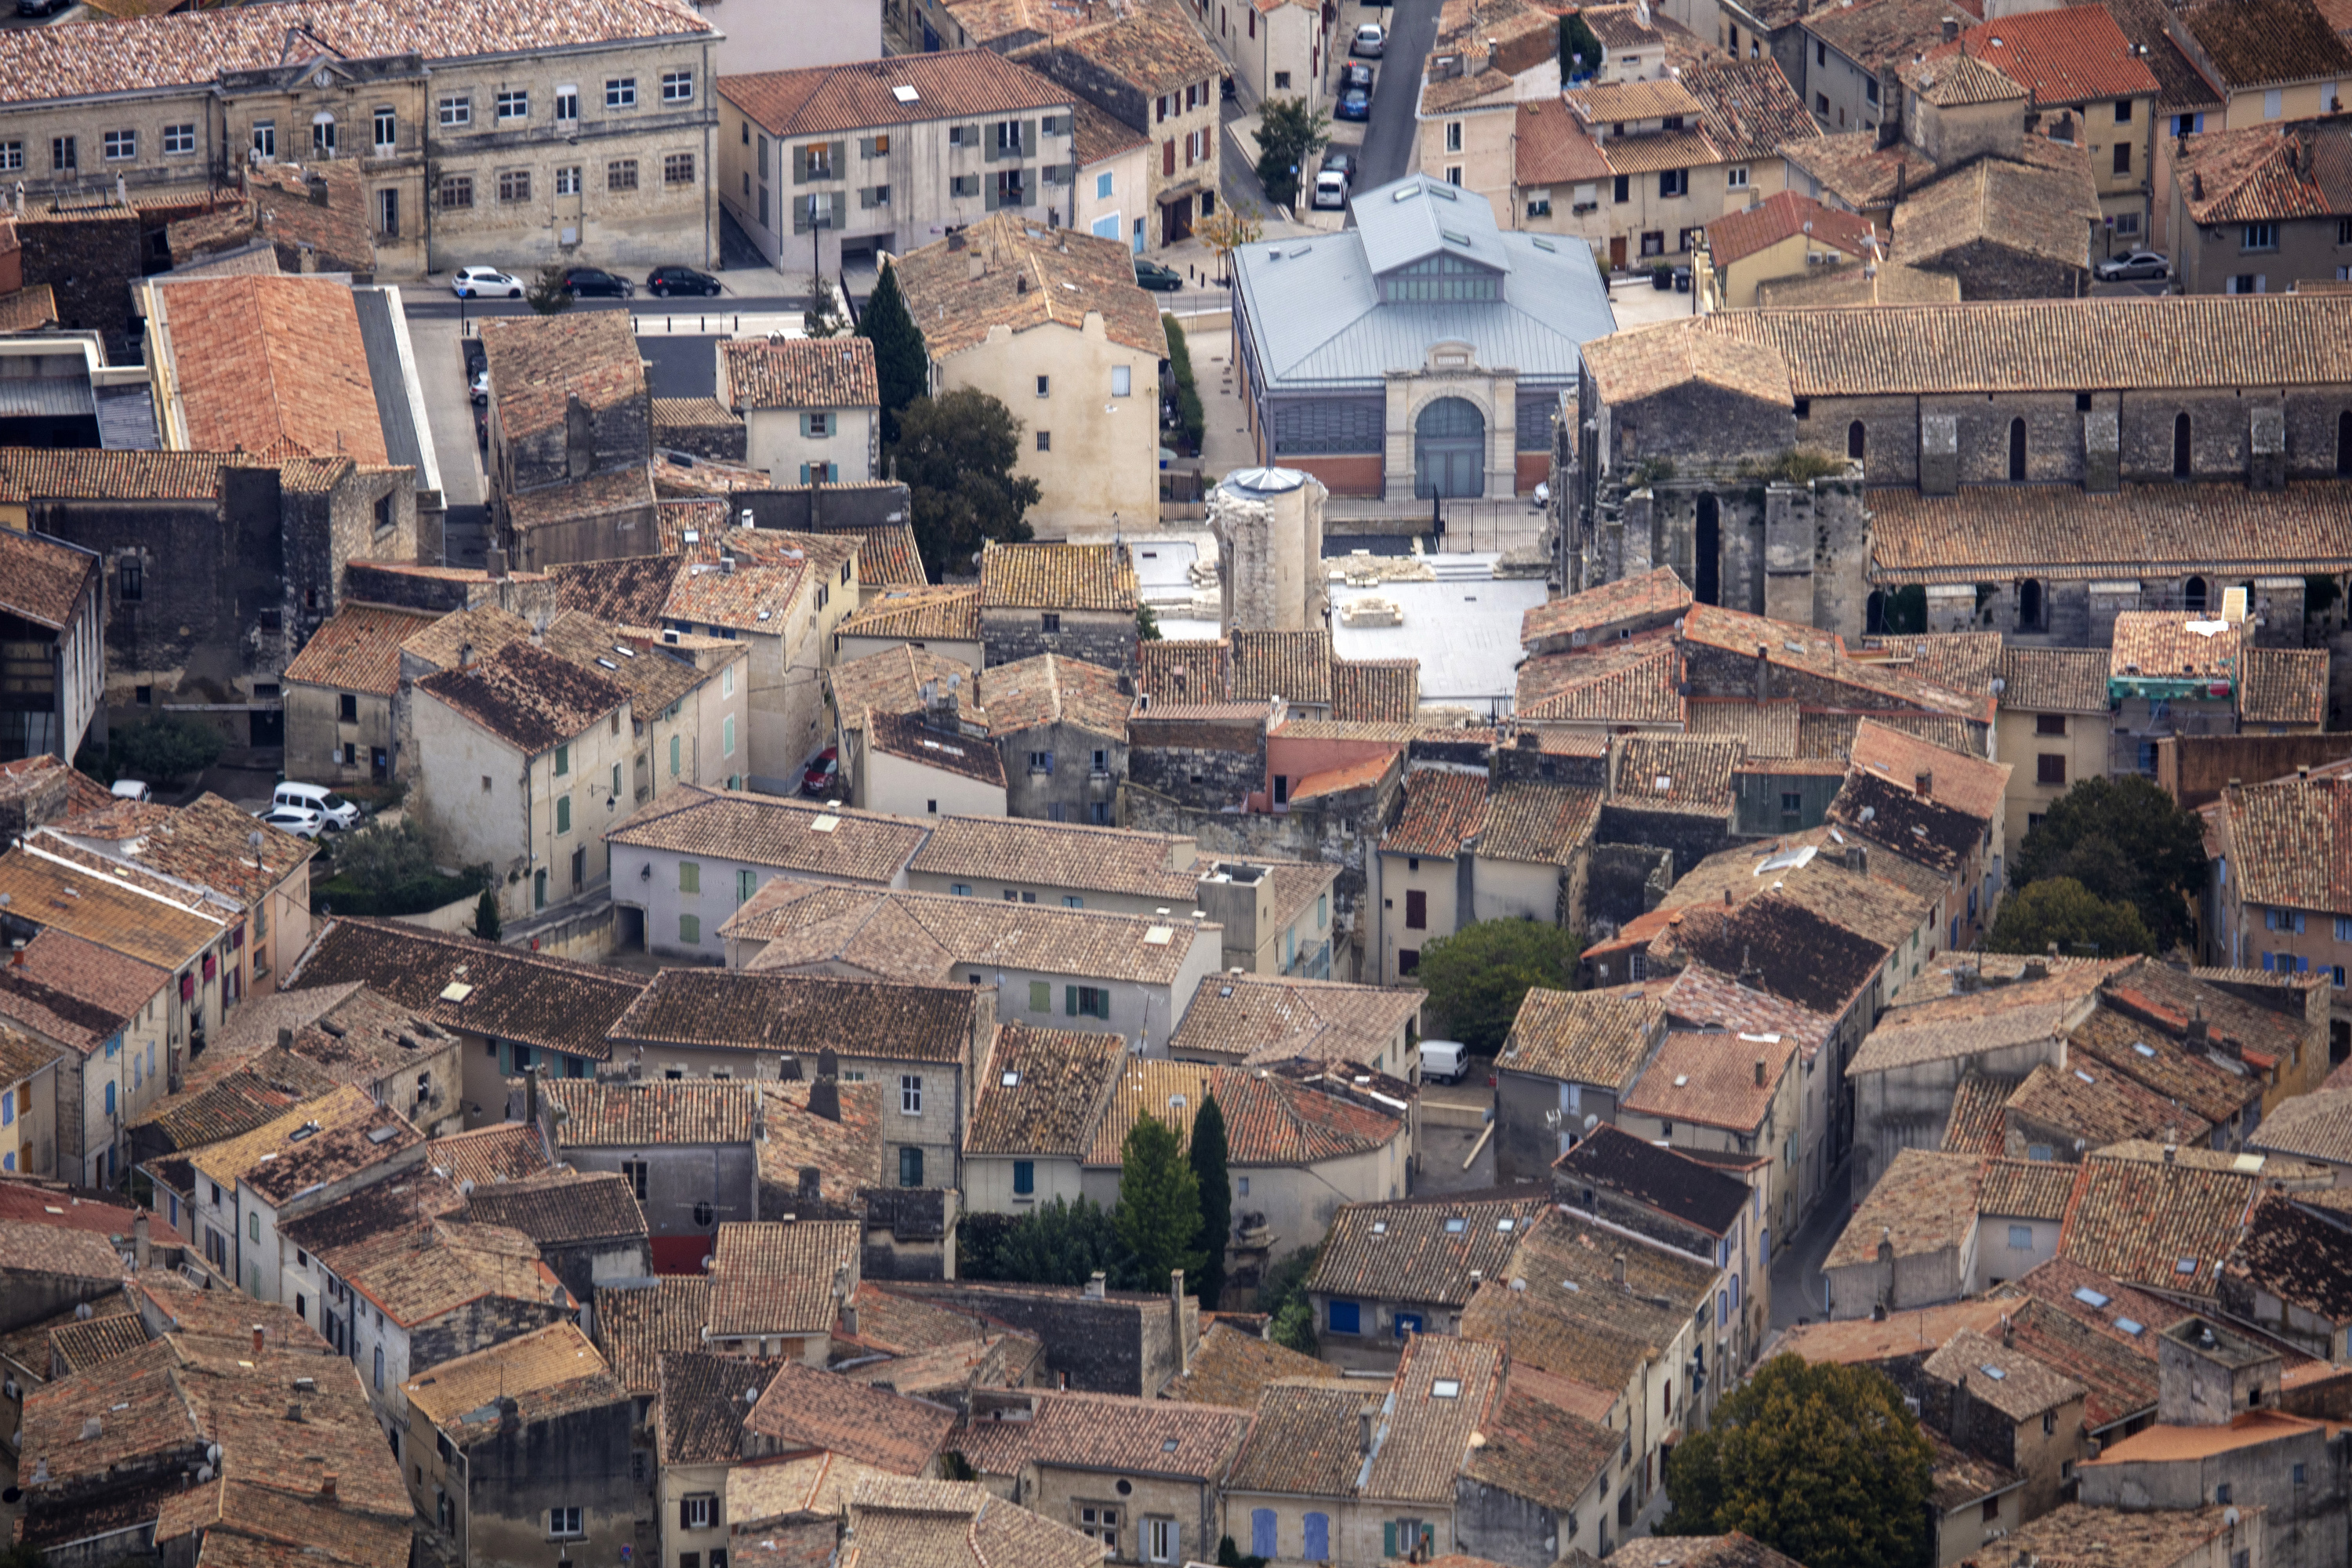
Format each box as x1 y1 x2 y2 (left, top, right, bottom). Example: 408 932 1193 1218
1354 0 1441 189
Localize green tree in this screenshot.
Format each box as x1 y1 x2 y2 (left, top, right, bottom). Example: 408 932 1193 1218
1138 604 1163 641
856 260 929 445
2011 774 2207 951
473 884 503 942
1414 919 1582 1054
1987 875 2154 958
1251 96 1330 209
959 1197 1134 1287
1162 313 1205 453
1258 1243 1320 1355
803 272 849 338
524 264 574 314
1189 1091 1231 1310
889 387 1041 579
1659 1354 1933 1568
1214 1537 1269 1568
113 713 223 784
331 818 437 894
1559 11 1604 78
1115 1114 1204 1291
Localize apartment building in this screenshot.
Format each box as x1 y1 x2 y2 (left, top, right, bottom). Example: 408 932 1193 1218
2170 119 2352 294
716 51 1077 278
0 0 719 274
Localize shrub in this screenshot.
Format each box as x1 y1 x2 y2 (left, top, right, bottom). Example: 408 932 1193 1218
113 713 223 784
1163 313 1206 455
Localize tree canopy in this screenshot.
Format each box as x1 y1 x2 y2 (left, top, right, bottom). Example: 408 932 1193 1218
1251 96 1330 209
1189 1091 1231 1310
1987 875 2154 958
803 272 849 338
856 260 929 445
958 1197 1134 1288
2010 774 2206 951
887 387 1040 579
524 265 573 314
1413 919 1582 1054
1659 1354 1934 1568
1115 1114 1203 1291
111 713 223 784
1559 11 1604 78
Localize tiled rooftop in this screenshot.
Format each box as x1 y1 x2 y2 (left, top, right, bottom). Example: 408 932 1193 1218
0 847 224 971
720 48 1069 136
1082 1057 1406 1167
1620 1029 1795 1134
1310 1193 1549 1308
977 540 1142 612
967 1025 1126 1156
1166 974 1421 1068
2057 1146 2260 1294
868 709 1008 786
609 966 983 1064
608 785 928 884
842 1477 1105 1568
281 604 434 695
908 815 1195 900
413 638 628 753
981 651 1134 736
481 309 646 446
151 274 389 466
593 1276 711 1394
1824 1148 1984 1270
1163 1320 1341 1407
1383 768 1489 857
951 1389 1248 1483
720 335 880 410
1924 5 2161 101
403 1319 621 1436
746 1357 957 1472
708 1219 861 1338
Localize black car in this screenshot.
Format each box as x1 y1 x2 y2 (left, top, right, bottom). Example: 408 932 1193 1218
1134 257 1184 292
1340 61 1374 92
1321 148 1357 185
561 267 634 299
14 0 68 16
647 264 723 297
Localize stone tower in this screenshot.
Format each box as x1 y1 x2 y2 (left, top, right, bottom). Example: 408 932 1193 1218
1210 466 1327 632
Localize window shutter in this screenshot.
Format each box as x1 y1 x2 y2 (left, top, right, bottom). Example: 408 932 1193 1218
830 191 846 227
792 144 806 183
682 1501 693 1530
1065 985 1079 1016
830 140 847 174
1163 139 1175 176
985 178 1000 211
1384 1523 1398 1557
1023 119 1037 158
800 463 812 483
799 412 811 437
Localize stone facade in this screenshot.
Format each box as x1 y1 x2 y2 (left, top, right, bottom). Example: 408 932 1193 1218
979 604 1139 673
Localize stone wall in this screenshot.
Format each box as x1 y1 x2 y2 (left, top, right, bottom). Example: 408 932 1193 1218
996 718 1124 824
1126 718 1264 809
16 206 149 353
736 481 912 533
1584 841 1673 934
1594 804 1734 879
980 605 1137 673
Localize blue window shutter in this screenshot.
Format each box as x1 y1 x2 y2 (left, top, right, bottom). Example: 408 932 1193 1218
1252 1509 1276 1558
1305 1513 1330 1561
799 462 812 484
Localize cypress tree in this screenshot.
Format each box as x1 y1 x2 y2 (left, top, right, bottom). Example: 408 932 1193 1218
858 260 929 446
1188 1092 1231 1310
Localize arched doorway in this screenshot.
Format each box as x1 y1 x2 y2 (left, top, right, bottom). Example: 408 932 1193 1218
2175 412 2193 477
2018 579 2044 633
1414 397 1486 499
1695 494 1721 606
2185 575 2208 615
2008 418 2027 481
1848 420 1867 461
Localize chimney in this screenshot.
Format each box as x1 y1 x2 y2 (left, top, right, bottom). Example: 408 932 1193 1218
808 1076 840 1123
459 641 476 670
1915 771 1933 800
1613 1252 1628 1286
2164 1142 2178 1164
321 1473 337 1499
798 1166 822 1204
1875 64 1902 148
1754 1060 1766 1087
841 1300 859 1337
1847 844 1867 876
1723 887 1733 906
1755 645 1770 703
818 1047 840 1079
252 1325 266 1355
1084 1270 1108 1299
2002 1315 2014 1349
133 1210 151 1270
720 555 736 575
1170 1269 1189 1377
1895 159 1908 203
967 252 986 281
277 1026 295 1050
1940 14 1957 40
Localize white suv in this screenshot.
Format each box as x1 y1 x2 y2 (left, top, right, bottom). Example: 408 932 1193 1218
274 782 361 831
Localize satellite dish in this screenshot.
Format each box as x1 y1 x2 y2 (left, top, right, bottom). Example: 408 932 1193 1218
1584 1113 1599 1132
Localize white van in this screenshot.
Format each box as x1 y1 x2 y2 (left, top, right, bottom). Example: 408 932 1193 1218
274 781 361 831
1420 1040 1469 1084
110 779 153 804
1312 169 1348 211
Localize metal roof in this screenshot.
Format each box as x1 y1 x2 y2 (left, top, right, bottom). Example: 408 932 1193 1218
1232 174 1617 393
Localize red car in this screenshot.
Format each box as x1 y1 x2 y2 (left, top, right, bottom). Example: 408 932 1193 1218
801 747 840 798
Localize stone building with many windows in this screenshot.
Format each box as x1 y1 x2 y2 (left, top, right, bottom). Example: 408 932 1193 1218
0 0 718 275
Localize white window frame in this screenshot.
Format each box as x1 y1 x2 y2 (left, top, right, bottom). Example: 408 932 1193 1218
607 78 638 109
662 69 695 103
103 129 136 162
372 107 397 151
901 1074 923 1116
549 1507 583 1538
556 85 580 122
682 1494 717 1530
497 89 530 121
1145 1518 1179 1563
163 124 197 156
437 96 471 127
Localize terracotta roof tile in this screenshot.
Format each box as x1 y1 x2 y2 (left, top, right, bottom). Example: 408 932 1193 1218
414 638 629 753
1165 1321 1342 1407
289 916 645 1061
1991 1502 2255 1566
844 1477 1104 1568
979 541 1141 612
1650 893 1890 1018
909 816 1196 899
2057 1145 2260 1294
1580 318 1793 407
1992 1294 2160 1428
746 1358 956 1470
2225 1192 2352 1323
1621 1029 1795 1132
151 275 388 465
898 218 1167 361
2180 0 2352 90
869 709 1007 786
1231 630 1330 706
1899 49 2027 104
1976 1157 2080 1222
1515 638 1686 725
1014 2 1221 92
1383 769 1490 857
1501 988 1664 1087
1705 190 1880 267
1465 1362 1619 1510
404 1319 622 1437
610 785 927 882
967 1024 1125 1156
1137 637 1232 702
1682 56 1823 162
1944 1071 2017 1156
1363 1333 1501 1504
838 585 981 642
610 966 982 1064
2111 612 2241 682
1168 974 1421 1069
2224 774 2352 914
1521 567 1692 648
1083 1058 1406 1167
1873 479 2352 585
720 336 879 410
1847 717 2009 820
1221 1379 1371 1494
1515 97 1613 187
1893 148 2098 272
0 529 95 632
1475 780 1603 867
951 1389 1248 1482
708 1219 861 1337
981 651 1133 735
53 790 314 901
0 848 224 971
2067 1002 2263 1131
1852 958 2123 1076
1824 1149 1986 1269
1923 1326 2086 1420
2175 121 2352 226
481 310 644 446
1927 7 2158 101
1310 1194 1549 1307
1331 657 1420 723
594 1277 711 1394
2249 1086 2352 1164
1617 734 1744 814
2239 645 2328 727
1998 646 2110 713
1071 96 1151 165
721 48 1069 136
427 1122 557 1186
281 604 434 695
548 554 691 627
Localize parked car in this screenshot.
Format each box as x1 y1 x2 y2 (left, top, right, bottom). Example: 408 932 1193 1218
256 804 325 840
1420 1040 1468 1084
1340 61 1374 92
561 267 634 299
1352 21 1385 56
109 779 153 804
647 264 723 297
273 781 361 831
800 746 840 798
15 0 71 17
1336 85 1371 120
1321 148 1357 186
1312 169 1350 210
1134 257 1184 292
469 365 489 405
2093 249 2169 281
450 266 523 299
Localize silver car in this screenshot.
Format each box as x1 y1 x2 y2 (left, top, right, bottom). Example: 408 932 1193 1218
2093 249 2168 282
256 804 325 840
1352 21 1385 56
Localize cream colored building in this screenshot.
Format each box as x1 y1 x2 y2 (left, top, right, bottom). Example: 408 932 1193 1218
1070 102 1152 253
1700 189 1879 307
409 639 635 920
718 336 881 486
1993 648 2115 857
0 0 719 274
853 710 1010 818
0 1025 62 1179
892 214 1166 540
1197 0 1332 108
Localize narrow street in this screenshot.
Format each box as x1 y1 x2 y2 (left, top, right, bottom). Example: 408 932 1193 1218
1769 1152 1857 1331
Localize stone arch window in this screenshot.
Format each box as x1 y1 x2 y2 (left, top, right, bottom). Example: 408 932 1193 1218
1847 420 1867 461
2008 418 2027 481
1414 396 1486 499
2018 579 2045 633
312 111 336 157
2338 409 2351 475
2174 412 2192 477
2185 575 2209 615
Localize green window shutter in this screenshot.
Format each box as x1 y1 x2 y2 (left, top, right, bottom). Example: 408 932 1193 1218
670 734 681 775
556 795 571 834
792 144 807 183
830 140 847 174
799 412 812 437
680 913 700 944
1029 980 1050 1011
554 742 569 775
799 462 812 484
680 860 699 893
1023 119 1037 157
1065 985 1079 1017
1384 1524 1397 1558
737 869 756 905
